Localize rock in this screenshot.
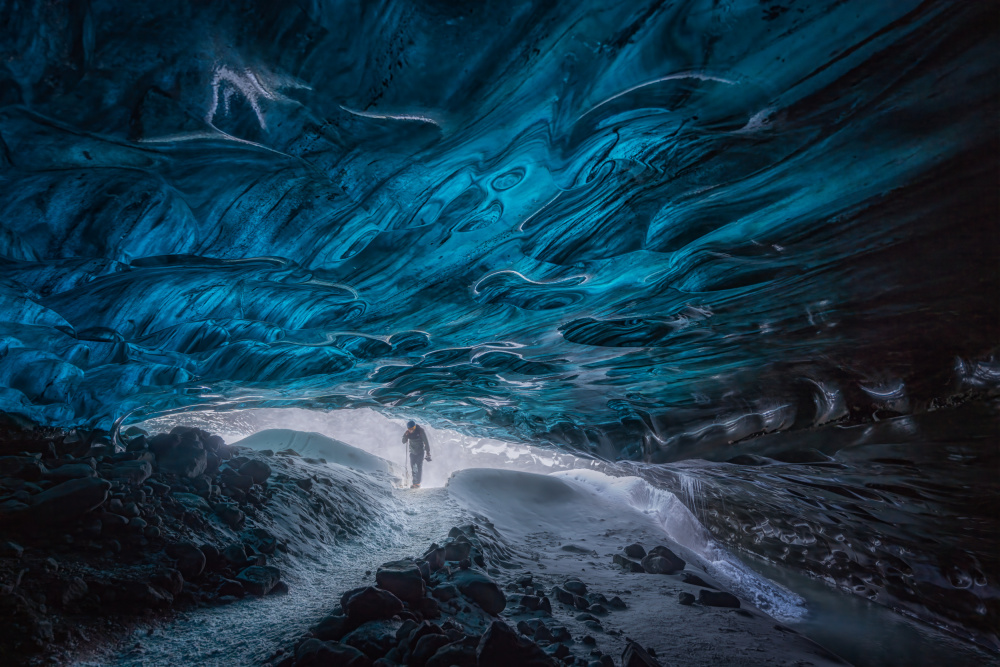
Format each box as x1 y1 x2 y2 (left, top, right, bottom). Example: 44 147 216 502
153 568 185 596
236 565 281 595
0 540 24 558
313 613 350 641
43 463 96 482
221 468 255 492
564 579 587 595
147 479 170 496
622 640 662 667
217 578 245 597
238 459 272 484
680 571 715 589
698 589 740 608
452 570 506 615
172 492 212 514
477 620 555 667
645 546 685 572
431 583 460 602
640 546 686 575
59 576 89 607
270 581 289 595
376 560 426 603
295 638 371 667
213 503 245 529
520 594 541 610
21 477 111 524
613 554 645 572
113 460 153 486
157 444 207 478
552 585 575 606
411 633 451 665
624 543 647 559
426 643 477 667
166 542 206 579
444 540 472 562
0 456 44 481
678 592 696 605
343 586 404 624
342 619 400 660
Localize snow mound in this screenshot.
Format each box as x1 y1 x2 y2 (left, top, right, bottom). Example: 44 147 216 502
232 429 398 476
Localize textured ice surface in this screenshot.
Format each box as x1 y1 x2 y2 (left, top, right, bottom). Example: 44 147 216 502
0 0 997 649
0 0 996 458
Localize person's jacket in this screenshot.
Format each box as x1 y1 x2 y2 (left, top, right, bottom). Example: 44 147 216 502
402 426 430 457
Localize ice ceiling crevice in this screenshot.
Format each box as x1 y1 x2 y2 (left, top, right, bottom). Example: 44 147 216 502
0 0 996 458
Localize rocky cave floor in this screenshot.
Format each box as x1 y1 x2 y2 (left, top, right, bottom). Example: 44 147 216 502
0 417 988 666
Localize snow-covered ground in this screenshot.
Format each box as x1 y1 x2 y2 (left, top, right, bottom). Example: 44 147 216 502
448 468 842 666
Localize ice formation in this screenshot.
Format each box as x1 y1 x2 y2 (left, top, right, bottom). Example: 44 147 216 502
0 0 997 652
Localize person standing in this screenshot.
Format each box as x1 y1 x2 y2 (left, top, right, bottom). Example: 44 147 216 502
402 420 431 488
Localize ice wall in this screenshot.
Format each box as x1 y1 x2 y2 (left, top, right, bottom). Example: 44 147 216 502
0 0 996 458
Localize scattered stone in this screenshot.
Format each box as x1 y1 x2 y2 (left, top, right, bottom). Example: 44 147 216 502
477 620 555 667
294 638 370 666
0 540 24 558
237 565 281 596
238 460 272 485
622 640 662 667
698 589 740 608
612 554 645 573
20 477 111 524
623 543 646 559
343 586 405 624
43 463 96 482
564 579 588 596
678 592 696 605
680 571 715 589
640 546 685 575
376 560 426 603
157 444 208 478
452 570 506 615
166 542 206 579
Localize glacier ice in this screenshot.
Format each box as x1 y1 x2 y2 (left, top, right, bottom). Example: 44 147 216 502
0 0 998 650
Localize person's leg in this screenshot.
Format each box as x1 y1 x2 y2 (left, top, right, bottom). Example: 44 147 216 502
413 457 423 486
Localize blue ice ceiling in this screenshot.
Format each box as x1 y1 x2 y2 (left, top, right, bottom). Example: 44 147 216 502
0 0 997 458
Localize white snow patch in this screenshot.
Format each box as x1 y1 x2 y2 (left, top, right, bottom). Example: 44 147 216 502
232 429 399 476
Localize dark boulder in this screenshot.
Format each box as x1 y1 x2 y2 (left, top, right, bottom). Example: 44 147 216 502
157 443 208 478
112 460 152 486
564 579 587 595
622 640 662 667
376 559 426 603
43 463 96 482
312 613 350 642
623 543 646 559
452 570 506 615
698 589 740 608
295 638 371 667
641 546 686 575
410 633 451 666
166 542 206 579
341 619 400 659
678 592 696 605
613 554 645 572
236 565 281 595
238 459 272 484
426 643 477 667
0 456 44 480
21 477 111 524
680 571 716 589
343 586 404 624
477 620 555 667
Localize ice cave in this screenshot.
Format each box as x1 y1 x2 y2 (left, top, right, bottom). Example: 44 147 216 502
0 0 996 665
